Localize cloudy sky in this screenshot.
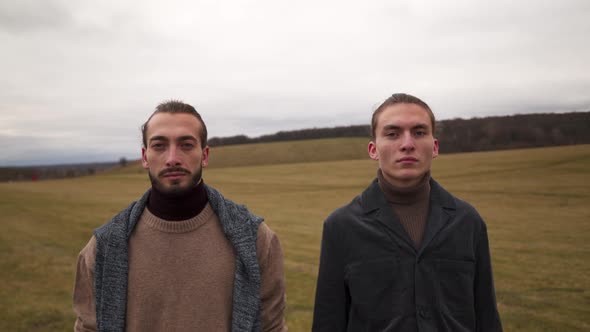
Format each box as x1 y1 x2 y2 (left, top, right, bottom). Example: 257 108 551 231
1 0 589 166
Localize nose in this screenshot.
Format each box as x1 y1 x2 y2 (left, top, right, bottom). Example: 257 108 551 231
400 132 415 152
165 146 182 166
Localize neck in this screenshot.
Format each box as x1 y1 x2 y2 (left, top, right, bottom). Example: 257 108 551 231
377 169 431 205
147 179 209 221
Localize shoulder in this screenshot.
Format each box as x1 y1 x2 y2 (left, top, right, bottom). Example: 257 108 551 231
95 209 126 239
256 223 283 269
453 195 484 222
432 179 484 220
205 185 264 231
94 191 149 240
324 178 385 227
325 194 363 225
77 236 97 271
257 222 276 245
326 195 362 222
433 179 488 237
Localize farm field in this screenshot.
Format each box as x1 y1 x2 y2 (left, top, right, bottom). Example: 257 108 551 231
0 143 589 331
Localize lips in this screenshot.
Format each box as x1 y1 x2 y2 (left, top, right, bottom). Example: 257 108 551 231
159 168 190 178
397 157 418 163
163 172 187 177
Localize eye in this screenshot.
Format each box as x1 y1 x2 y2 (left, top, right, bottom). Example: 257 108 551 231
415 130 426 137
151 143 165 150
181 143 195 149
385 132 398 138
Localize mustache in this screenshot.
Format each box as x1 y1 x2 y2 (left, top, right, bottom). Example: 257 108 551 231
158 167 191 177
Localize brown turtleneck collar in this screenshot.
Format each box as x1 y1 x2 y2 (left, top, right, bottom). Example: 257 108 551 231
147 179 209 221
377 169 432 249
377 169 431 205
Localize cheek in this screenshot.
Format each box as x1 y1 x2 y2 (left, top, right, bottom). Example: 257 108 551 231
148 154 165 165
378 148 394 160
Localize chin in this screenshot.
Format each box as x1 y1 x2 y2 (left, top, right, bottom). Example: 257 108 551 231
149 170 201 197
160 185 193 197
395 169 420 178
398 172 425 182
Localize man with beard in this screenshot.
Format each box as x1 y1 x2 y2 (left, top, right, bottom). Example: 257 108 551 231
312 93 502 331
73 101 287 332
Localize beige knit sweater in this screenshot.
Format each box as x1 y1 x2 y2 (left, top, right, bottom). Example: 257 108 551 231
73 204 287 331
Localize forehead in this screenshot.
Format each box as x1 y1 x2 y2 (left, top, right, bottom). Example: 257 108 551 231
376 103 432 128
146 113 202 140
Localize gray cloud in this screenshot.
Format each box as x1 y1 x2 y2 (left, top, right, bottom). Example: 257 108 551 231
0 0 73 33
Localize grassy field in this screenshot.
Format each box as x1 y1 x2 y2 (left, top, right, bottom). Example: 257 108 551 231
116 137 371 172
0 143 589 331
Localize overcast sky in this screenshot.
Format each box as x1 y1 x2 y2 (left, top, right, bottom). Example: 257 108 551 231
1 0 589 166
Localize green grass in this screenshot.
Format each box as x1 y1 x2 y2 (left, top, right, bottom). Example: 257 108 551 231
1 143 589 331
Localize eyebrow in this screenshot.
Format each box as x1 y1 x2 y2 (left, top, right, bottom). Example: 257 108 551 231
149 135 198 143
177 135 198 142
149 136 169 143
383 123 429 131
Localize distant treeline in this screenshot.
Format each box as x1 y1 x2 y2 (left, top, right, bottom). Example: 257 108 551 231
437 112 590 153
0 162 119 182
209 111 590 153
2 112 589 182
208 126 370 146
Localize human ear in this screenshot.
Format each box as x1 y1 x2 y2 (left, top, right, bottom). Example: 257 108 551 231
368 141 379 161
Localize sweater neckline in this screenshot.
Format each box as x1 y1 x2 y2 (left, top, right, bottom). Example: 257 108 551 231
143 204 214 233
377 169 431 206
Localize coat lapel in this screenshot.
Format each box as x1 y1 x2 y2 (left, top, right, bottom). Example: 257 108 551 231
417 179 456 257
361 179 416 251
361 178 457 257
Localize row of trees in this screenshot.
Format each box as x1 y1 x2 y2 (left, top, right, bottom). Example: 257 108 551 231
3 111 588 182
207 126 370 146
435 112 589 153
208 112 590 153
0 162 119 182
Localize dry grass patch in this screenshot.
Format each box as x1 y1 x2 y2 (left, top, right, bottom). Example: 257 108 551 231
0 144 588 331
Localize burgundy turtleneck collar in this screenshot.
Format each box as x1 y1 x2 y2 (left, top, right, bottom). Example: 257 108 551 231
147 179 209 221
377 169 431 205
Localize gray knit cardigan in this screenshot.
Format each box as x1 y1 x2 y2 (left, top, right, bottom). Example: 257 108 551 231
93 185 264 332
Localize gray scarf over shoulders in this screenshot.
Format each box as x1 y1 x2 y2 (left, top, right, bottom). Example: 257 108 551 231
93 185 264 332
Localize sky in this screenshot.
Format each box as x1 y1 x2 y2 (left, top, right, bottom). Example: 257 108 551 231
1 0 589 166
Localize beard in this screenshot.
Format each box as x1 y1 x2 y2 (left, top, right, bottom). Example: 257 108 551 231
148 166 202 197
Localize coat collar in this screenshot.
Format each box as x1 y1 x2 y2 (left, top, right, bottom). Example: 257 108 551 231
360 177 456 256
